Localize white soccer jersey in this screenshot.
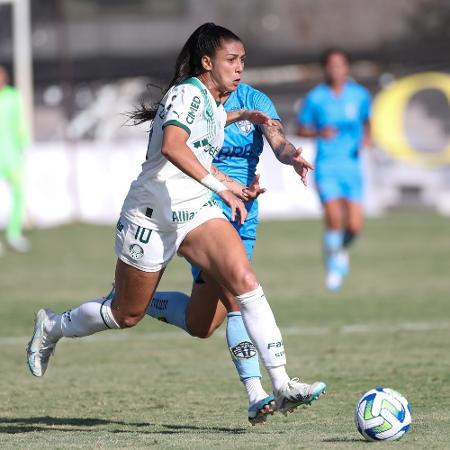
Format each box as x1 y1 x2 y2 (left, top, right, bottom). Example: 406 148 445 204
122 77 227 230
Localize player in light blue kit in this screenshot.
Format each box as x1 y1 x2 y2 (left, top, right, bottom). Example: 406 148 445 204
297 47 372 291
147 82 326 425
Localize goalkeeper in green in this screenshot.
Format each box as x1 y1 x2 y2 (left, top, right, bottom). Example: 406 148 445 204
0 65 30 253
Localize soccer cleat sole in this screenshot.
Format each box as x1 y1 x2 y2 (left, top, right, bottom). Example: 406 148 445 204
26 309 50 377
248 396 277 426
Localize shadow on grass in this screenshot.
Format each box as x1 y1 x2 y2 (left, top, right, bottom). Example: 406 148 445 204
0 416 149 434
0 416 246 435
323 437 364 443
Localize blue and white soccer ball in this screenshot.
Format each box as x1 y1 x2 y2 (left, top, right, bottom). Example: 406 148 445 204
355 387 412 441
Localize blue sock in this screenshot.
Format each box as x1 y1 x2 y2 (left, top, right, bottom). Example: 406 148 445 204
226 312 262 381
146 291 190 333
324 230 344 273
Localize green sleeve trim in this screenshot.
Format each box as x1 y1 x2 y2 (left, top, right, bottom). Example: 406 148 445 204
162 120 191 136
181 77 204 91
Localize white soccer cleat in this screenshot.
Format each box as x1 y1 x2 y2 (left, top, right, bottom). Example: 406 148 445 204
26 308 59 377
7 236 31 253
326 271 343 291
248 395 277 426
336 249 349 277
275 378 327 416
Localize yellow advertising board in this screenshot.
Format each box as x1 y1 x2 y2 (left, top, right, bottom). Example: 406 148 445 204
373 72 450 166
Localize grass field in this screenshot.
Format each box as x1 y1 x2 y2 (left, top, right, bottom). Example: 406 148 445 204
1 212 450 449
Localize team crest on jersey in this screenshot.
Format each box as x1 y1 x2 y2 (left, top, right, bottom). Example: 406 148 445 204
230 341 257 359
129 244 144 260
236 120 254 135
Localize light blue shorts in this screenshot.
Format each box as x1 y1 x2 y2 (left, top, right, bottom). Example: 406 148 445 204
315 166 363 203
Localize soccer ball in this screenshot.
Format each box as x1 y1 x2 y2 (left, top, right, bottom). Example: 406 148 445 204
355 387 412 441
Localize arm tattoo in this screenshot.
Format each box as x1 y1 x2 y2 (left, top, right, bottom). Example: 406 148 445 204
262 122 297 165
211 165 235 184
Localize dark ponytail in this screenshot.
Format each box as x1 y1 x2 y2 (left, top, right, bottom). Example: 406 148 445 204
130 23 241 125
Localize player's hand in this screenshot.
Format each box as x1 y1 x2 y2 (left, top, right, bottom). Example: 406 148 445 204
218 190 248 224
319 126 338 139
242 174 266 200
362 134 373 149
240 110 278 126
291 148 314 186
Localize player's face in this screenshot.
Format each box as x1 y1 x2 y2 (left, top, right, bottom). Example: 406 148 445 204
207 39 246 95
325 52 349 85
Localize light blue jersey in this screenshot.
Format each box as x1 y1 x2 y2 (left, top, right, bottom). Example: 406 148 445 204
297 80 371 202
213 83 280 240
191 83 279 281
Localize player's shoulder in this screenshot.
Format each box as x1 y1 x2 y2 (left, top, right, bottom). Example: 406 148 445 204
230 83 273 109
169 77 202 94
0 85 19 99
163 78 210 114
306 83 330 102
346 80 371 99
170 77 207 100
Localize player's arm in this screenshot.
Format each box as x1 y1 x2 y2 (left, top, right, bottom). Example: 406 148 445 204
161 125 247 223
226 110 277 127
262 121 314 186
296 124 317 138
210 165 265 201
362 120 372 149
297 124 337 139
296 93 336 139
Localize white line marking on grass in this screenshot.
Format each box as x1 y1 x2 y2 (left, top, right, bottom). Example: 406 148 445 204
5 321 450 346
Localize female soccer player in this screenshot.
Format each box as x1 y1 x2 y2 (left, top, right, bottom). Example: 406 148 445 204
146 81 318 424
0 65 30 253
296 48 372 291
27 23 326 419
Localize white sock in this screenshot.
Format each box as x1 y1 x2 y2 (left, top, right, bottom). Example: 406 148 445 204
243 377 268 407
236 285 288 372
60 298 120 338
44 313 63 341
267 366 290 392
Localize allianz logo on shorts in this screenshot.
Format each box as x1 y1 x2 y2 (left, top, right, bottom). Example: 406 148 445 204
172 200 217 223
129 243 144 260
172 210 196 223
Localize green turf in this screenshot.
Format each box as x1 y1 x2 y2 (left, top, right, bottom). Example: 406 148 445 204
1 212 449 449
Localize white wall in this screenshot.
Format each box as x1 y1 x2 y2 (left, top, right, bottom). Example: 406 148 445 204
0 136 382 229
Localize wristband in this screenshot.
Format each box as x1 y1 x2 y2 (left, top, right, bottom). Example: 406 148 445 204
200 173 227 194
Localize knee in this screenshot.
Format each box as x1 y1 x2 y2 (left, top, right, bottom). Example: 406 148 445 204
232 266 259 294
190 325 216 339
187 317 222 339
113 311 144 329
347 222 363 235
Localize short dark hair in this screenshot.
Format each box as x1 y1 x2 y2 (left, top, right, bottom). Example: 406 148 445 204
320 47 350 67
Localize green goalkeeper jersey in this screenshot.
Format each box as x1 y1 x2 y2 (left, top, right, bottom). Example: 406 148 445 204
0 85 30 172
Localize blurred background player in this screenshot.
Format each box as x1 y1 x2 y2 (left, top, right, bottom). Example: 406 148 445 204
296 48 372 291
0 65 31 254
147 81 314 424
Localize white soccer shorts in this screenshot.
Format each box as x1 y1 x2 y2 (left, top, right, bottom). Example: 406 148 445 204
115 203 226 272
